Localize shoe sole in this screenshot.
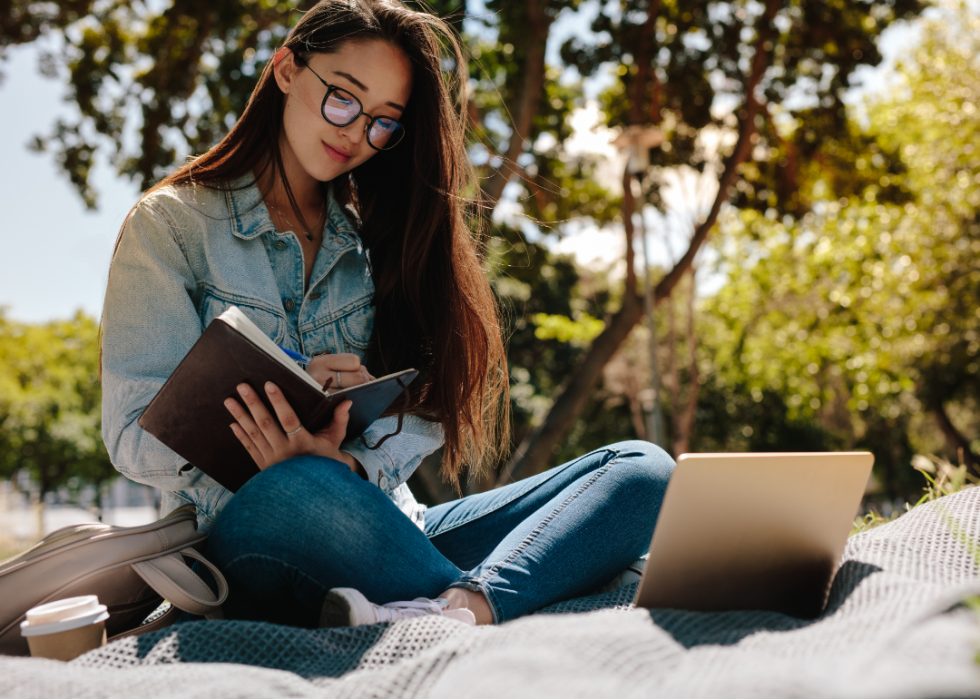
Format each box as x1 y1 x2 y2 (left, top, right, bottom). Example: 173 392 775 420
320 590 355 628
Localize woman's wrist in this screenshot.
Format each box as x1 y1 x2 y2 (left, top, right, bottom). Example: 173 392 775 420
337 450 367 479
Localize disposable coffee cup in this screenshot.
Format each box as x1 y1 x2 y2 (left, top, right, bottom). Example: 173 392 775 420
20 595 109 661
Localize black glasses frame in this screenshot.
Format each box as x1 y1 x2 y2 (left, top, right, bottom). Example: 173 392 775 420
301 62 406 151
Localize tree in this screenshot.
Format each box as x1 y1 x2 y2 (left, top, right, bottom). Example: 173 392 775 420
686 5 980 495
0 311 114 531
0 0 96 80
864 9 980 470
5 0 590 214
503 0 926 481
441 0 585 208
5 1 319 207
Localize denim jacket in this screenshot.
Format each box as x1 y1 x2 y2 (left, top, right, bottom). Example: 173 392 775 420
101 175 442 532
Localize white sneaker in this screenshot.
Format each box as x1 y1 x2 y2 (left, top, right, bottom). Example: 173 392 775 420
598 554 649 593
320 587 476 627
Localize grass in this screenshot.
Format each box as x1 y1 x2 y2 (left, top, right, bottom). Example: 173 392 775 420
851 452 979 536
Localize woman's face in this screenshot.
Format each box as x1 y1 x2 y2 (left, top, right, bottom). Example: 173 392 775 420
275 39 413 183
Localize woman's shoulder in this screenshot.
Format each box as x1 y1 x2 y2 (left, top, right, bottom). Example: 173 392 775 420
126 180 252 252
135 180 232 223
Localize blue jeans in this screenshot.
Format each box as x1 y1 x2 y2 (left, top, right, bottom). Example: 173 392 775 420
204 440 675 626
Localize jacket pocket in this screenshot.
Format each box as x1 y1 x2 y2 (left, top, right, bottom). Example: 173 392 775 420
198 285 286 344
306 296 375 355
338 301 374 351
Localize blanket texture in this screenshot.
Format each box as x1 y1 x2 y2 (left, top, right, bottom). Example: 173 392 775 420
3 488 980 698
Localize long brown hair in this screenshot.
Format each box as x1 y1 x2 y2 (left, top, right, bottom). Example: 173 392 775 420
111 0 509 488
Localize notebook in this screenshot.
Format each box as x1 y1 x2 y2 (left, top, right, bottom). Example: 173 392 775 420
634 452 874 619
138 306 417 492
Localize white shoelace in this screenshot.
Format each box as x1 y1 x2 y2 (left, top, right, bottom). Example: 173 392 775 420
373 598 449 623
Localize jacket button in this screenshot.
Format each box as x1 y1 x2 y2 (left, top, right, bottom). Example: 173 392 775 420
283 298 296 312
274 240 287 250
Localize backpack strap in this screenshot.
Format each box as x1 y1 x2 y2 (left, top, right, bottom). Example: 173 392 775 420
131 548 228 619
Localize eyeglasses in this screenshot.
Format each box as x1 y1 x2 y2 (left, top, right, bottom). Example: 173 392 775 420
300 61 406 151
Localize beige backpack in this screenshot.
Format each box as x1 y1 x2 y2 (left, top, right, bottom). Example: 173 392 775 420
0 504 227 656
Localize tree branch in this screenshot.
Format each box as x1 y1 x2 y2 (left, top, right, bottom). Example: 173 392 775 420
480 0 551 209
629 0 662 125
622 166 638 296
674 269 700 455
651 1 776 303
498 2 781 484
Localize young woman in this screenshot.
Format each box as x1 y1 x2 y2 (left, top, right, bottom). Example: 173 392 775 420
101 0 675 627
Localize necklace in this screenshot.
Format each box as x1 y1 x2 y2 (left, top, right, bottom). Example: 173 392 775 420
268 195 327 242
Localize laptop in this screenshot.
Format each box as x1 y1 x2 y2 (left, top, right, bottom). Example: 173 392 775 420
634 452 874 619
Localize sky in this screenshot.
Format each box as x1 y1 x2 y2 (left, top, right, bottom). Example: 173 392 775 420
0 5 923 324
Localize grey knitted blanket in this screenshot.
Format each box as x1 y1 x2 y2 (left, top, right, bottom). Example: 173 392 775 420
3 488 980 698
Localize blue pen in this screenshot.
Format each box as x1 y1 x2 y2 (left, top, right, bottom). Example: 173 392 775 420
278 345 312 365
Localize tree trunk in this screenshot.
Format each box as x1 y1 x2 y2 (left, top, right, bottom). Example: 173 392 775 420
498 291 645 485
629 0 662 124
496 163 641 486
479 0 551 209
931 402 979 472
639 197 666 445
665 283 679 452
498 5 778 483
629 389 648 441
672 271 700 455
622 168 638 296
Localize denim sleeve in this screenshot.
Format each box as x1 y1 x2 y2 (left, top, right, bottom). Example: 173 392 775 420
101 196 221 492
340 414 444 494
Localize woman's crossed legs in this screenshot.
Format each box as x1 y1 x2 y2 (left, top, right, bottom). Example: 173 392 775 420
205 440 675 626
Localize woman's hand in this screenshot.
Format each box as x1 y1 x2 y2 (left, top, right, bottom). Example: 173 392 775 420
306 353 374 392
224 381 365 476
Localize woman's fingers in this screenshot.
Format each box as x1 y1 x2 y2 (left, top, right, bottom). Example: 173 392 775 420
329 369 371 391
229 422 268 469
307 353 377 391
264 382 305 436
227 382 357 471
226 384 281 455
225 396 273 462
311 366 374 392
308 353 362 373
319 400 351 444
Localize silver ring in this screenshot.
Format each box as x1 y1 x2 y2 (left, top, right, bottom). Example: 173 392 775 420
336 370 343 389
286 425 303 436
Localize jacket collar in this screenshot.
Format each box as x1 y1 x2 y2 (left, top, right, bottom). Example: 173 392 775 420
224 174 361 247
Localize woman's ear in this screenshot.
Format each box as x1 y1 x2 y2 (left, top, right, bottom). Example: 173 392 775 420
272 47 299 94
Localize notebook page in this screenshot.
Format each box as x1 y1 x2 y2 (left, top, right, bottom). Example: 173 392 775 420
217 306 323 391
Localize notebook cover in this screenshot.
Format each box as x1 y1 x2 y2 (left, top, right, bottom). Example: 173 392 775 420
138 318 417 493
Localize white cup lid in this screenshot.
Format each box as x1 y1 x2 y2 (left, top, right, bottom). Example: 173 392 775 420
21 596 109 637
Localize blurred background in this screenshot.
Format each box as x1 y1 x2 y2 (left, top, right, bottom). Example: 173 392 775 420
2 0 979 555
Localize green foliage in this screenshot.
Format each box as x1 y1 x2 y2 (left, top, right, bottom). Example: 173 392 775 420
693 7 980 499
462 0 584 144
864 13 980 422
0 0 97 76
531 312 605 346
20 0 316 206
909 454 980 506
9 0 979 502
563 0 925 216
489 225 590 432
0 311 113 496
487 221 639 466
851 451 979 536
850 508 902 536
